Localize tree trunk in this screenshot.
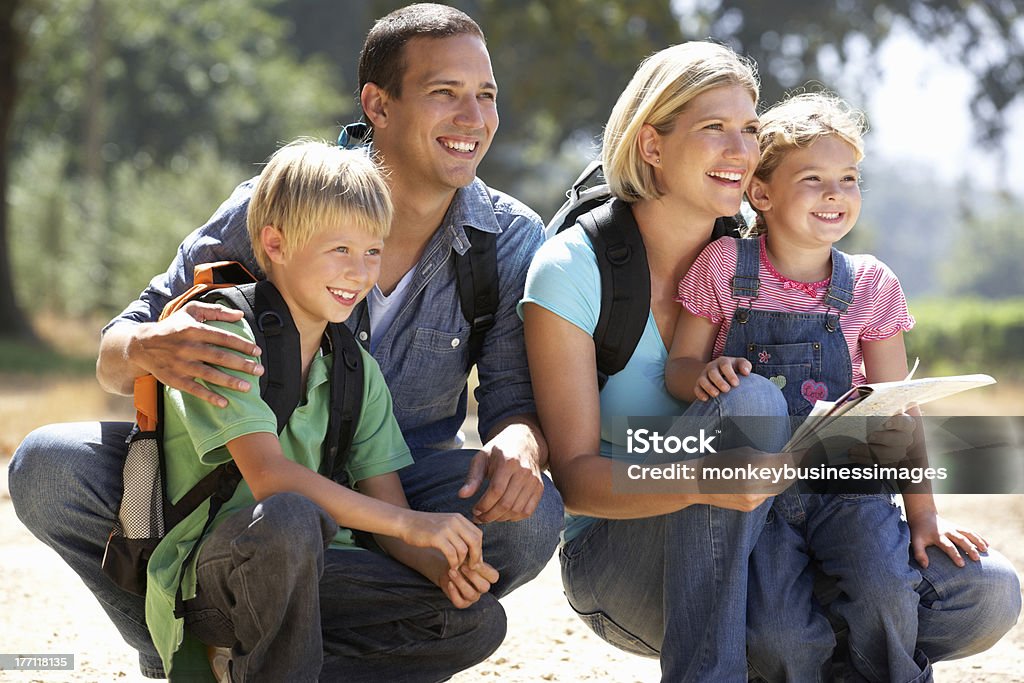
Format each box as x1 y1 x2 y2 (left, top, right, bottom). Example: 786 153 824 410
0 0 36 341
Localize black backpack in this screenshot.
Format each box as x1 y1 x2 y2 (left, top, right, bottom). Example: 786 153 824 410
101 262 364 616
545 161 745 388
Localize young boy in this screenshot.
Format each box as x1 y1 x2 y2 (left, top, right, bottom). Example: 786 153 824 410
145 140 502 681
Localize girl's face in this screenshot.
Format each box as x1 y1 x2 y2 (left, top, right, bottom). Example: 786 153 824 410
748 135 862 250
646 84 760 220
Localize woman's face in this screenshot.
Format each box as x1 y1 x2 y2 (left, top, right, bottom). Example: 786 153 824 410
648 84 760 220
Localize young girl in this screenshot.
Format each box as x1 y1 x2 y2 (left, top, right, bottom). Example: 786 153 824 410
665 92 988 682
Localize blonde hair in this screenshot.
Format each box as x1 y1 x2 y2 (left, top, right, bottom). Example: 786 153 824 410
747 91 867 236
602 41 760 202
247 139 393 272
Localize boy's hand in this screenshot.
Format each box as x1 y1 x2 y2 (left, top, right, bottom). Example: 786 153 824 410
128 303 265 407
398 510 483 570
907 509 988 569
438 561 499 609
694 356 752 401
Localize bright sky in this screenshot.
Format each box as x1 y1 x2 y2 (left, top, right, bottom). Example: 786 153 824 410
862 27 1024 192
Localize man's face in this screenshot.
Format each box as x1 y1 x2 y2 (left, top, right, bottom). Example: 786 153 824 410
372 34 498 194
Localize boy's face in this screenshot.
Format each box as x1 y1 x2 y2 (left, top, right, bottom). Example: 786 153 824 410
269 222 383 332
372 33 498 194
749 135 862 250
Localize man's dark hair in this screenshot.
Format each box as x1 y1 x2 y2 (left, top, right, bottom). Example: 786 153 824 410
358 3 485 102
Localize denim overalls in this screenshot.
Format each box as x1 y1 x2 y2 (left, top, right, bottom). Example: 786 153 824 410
728 239 928 683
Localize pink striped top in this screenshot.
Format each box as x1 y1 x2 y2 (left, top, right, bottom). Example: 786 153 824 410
675 236 915 386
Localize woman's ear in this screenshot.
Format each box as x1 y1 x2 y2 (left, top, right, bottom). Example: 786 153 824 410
260 225 287 265
637 123 662 168
747 178 772 212
361 82 389 129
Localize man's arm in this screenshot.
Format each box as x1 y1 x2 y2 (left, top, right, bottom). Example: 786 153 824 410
96 178 265 403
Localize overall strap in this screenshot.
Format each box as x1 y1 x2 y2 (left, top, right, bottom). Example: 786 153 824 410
730 237 761 323
822 248 856 332
578 199 650 390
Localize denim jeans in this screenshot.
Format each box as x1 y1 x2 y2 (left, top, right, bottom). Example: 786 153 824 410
9 422 563 678
561 375 787 682
748 489 930 683
186 492 506 683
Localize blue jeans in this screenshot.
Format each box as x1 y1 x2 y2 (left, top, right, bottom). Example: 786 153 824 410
748 489 930 683
186 492 506 682
9 422 563 678
561 375 788 682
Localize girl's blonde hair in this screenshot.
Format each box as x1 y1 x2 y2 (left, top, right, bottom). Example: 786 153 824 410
247 139 393 272
602 41 760 202
748 92 867 235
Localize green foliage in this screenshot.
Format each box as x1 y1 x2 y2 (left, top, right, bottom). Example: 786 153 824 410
0 337 97 375
906 298 1024 378
10 137 246 317
942 201 1024 300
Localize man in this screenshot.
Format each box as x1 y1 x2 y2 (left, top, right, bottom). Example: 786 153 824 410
10 4 562 678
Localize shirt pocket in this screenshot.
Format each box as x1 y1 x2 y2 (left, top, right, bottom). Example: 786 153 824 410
392 326 471 412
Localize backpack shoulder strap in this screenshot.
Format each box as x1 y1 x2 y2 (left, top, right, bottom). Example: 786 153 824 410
578 199 651 390
454 227 498 369
212 281 302 433
320 322 365 486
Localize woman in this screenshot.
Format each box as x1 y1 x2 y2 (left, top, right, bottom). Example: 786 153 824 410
521 41 1020 682
521 42 788 681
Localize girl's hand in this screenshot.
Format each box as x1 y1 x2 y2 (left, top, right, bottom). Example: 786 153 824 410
398 510 483 570
695 356 752 401
906 509 989 568
437 561 500 609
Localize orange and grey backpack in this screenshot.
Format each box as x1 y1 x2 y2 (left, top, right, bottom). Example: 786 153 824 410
101 262 364 612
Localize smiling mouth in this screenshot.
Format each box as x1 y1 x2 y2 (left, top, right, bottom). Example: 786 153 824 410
327 287 359 304
812 211 844 222
707 170 743 184
440 139 478 154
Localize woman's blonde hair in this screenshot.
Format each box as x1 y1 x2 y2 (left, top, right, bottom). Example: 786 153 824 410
602 41 760 202
747 92 867 236
247 139 393 272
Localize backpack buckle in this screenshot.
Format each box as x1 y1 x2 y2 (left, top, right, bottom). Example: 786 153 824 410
605 244 631 266
472 313 495 332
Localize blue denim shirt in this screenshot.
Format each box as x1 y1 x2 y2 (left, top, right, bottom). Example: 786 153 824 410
105 175 544 455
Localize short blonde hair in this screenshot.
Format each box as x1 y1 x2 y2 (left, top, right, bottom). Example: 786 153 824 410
602 41 760 202
747 92 867 236
247 139 392 272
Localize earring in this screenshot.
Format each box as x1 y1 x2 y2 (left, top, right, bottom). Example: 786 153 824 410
655 158 661 165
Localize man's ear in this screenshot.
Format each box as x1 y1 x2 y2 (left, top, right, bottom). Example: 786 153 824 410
361 82 389 129
637 123 662 168
747 178 772 212
260 225 287 265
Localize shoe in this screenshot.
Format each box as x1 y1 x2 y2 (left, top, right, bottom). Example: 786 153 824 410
207 646 231 683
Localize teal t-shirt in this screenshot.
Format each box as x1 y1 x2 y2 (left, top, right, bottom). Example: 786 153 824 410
145 316 412 677
519 226 688 541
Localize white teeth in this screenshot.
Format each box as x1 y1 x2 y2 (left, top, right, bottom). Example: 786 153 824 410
708 171 743 182
328 287 356 301
443 140 476 152
814 212 841 220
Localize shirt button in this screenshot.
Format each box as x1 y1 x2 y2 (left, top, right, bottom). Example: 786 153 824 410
358 331 369 342
451 338 460 348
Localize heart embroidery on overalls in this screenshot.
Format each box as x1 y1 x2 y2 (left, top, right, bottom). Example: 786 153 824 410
801 379 828 404
769 375 787 390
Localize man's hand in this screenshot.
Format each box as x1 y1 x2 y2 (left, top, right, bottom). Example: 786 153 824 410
458 421 546 524
127 302 264 407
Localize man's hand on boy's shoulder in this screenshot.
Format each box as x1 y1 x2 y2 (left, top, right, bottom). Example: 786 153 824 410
126 302 265 407
459 418 547 524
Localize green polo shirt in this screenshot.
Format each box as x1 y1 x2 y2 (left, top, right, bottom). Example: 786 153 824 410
144 317 412 679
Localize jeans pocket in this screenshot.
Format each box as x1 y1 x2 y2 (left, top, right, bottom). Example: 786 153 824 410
183 607 234 647
571 607 659 657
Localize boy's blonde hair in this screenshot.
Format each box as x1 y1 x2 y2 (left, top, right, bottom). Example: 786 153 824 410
747 92 867 236
602 41 760 202
247 140 392 272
